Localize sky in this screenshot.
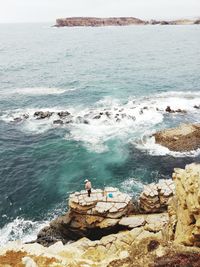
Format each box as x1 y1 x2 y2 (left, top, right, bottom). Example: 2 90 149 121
0 0 199 23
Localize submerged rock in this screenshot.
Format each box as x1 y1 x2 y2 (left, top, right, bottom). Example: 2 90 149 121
13 117 23 123
53 120 64 125
153 123 200 152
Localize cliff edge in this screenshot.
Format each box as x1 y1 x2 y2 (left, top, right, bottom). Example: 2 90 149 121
1 164 200 266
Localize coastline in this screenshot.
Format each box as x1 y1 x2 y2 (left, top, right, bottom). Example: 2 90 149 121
55 17 200 27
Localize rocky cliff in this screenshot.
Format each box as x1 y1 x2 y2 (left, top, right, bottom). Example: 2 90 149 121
55 17 200 27
169 163 200 246
1 164 200 266
55 17 146 27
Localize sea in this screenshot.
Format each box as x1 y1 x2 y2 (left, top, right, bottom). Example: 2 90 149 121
0 23 200 246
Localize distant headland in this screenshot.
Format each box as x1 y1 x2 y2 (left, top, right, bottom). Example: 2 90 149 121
55 17 200 27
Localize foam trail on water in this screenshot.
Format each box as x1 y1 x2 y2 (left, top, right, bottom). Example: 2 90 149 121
135 135 200 158
0 87 76 96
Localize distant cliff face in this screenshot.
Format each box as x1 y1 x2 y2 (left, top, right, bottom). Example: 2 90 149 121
55 17 200 27
55 17 146 27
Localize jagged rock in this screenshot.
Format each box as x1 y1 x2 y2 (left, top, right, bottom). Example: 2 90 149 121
139 179 174 213
34 111 53 119
13 117 23 122
194 105 200 109
35 188 136 246
169 163 200 246
154 123 200 152
165 106 186 113
93 115 101 119
57 111 71 118
23 113 29 119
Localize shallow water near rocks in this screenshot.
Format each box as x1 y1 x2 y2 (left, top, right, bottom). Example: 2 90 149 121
0 23 200 246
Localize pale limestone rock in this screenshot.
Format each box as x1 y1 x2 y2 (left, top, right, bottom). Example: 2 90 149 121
144 213 169 232
169 163 200 246
22 257 38 267
119 215 145 228
139 179 174 213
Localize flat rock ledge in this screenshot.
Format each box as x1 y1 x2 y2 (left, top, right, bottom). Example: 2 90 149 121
153 123 200 152
69 187 132 218
35 183 174 247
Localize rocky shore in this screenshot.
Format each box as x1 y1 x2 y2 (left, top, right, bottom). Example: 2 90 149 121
1 163 200 266
154 123 200 152
55 17 200 27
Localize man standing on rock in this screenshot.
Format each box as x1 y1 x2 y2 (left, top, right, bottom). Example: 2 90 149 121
84 179 92 197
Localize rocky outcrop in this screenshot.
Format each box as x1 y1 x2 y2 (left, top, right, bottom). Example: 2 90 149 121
154 124 200 152
168 163 200 246
55 17 200 27
35 187 171 246
55 17 146 27
139 179 175 213
2 164 200 266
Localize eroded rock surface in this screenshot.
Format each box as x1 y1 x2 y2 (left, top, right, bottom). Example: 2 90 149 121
169 163 200 246
35 187 170 247
139 179 175 213
154 124 200 152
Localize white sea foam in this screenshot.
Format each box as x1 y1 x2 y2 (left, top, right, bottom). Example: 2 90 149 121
0 87 76 96
120 178 144 197
135 135 200 158
1 91 200 154
0 218 48 247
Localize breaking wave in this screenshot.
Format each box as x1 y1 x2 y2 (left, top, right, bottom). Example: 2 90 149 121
0 217 48 247
1 91 200 155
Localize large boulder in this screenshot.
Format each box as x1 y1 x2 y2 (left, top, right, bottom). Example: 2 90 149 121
153 124 200 152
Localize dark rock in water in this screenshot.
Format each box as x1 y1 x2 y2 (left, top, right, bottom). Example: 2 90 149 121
93 115 101 119
34 111 54 119
53 120 64 125
58 111 71 118
165 106 186 114
83 120 89 124
176 108 187 114
139 109 143 115
65 120 73 124
99 112 103 115
131 116 136 121
194 105 200 109
116 118 121 123
143 106 148 110
121 113 126 118
119 108 124 112
23 113 29 119
105 111 111 118
13 117 23 123
165 106 173 113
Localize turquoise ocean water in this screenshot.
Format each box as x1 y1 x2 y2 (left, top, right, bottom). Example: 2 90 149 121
0 23 200 245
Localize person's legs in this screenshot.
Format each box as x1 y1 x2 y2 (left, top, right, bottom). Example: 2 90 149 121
88 189 91 197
